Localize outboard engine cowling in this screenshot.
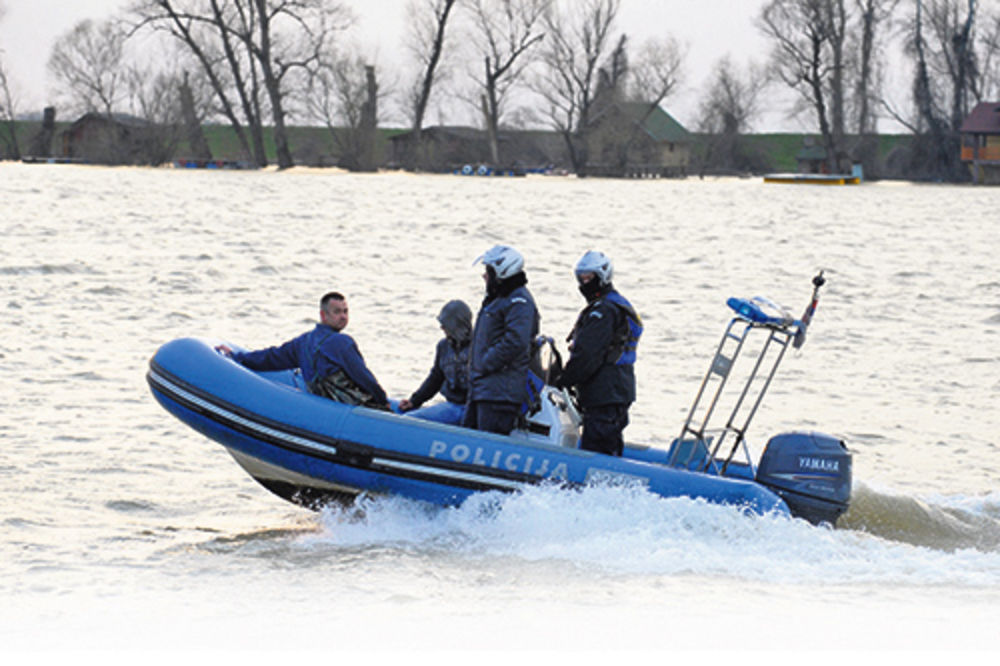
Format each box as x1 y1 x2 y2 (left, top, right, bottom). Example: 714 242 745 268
755 431 851 526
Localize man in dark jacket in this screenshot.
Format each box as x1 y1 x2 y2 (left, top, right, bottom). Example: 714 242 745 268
220 292 390 410
555 251 642 456
398 299 473 424
463 245 540 435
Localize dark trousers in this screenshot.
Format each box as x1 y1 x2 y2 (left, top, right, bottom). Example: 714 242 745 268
463 400 520 435
580 404 629 456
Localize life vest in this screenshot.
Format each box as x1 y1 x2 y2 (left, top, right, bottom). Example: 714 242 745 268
603 291 642 366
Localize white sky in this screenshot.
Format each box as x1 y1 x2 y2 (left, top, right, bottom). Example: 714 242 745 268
0 0 822 132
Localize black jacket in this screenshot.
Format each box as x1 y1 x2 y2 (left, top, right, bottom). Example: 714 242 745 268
557 289 636 408
409 337 470 407
468 273 540 404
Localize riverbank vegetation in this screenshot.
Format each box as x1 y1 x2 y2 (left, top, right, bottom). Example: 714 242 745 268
2 1 996 181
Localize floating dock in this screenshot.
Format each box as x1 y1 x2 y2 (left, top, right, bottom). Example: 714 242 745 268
764 164 863 185
763 173 860 185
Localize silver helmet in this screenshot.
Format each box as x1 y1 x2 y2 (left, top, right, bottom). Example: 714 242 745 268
575 250 613 286
474 245 524 280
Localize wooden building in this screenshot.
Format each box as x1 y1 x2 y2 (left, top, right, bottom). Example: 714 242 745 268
60 112 168 165
582 102 692 178
959 102 1000 184
795 138 830 174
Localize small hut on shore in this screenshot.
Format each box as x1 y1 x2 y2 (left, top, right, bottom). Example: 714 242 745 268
582 102 692 178
61 113 168 165
960 102 1000 184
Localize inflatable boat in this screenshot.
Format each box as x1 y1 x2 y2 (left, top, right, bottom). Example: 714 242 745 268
147 273 851 525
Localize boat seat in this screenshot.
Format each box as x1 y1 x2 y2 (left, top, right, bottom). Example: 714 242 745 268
519 385 581 448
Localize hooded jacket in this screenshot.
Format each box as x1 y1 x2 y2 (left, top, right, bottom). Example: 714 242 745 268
408 300 472 407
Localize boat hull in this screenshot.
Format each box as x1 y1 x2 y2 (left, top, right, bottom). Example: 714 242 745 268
147 337 792 518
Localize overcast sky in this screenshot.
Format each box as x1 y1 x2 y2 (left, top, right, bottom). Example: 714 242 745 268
0 0 815 131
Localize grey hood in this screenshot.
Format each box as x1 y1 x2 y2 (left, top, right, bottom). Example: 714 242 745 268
437 299 472 344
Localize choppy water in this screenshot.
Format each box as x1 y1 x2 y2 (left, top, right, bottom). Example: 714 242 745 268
2 163 999 652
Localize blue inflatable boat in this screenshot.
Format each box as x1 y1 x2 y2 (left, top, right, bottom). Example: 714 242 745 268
147 273 851 525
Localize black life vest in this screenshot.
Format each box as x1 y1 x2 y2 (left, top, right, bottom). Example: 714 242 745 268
604 292 642 366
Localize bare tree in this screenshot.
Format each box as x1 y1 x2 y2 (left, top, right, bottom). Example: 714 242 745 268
698 56 767 136
1 2 21 160
973 6 1000 100
851 0 899 135
305 54 387 170
841 0 899 176
0 56 14 153
825 0 848 149
759 0 846 172
928 0 980 128
467 0 550 164
0 62 19 160
132 0 353 169
132 0 264 164
48 19 129 116
404 0 459 158
888 0 990 180
626 36 685 110
697 55 768 173
532 0 621 171
123 65 188 163
242 0 299 168
120 53 218 164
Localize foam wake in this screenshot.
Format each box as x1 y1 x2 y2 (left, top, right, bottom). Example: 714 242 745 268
838 482 1000 552
302 482 1000 586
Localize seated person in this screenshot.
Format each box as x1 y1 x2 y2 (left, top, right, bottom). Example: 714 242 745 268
219 291 390 410
398 300 472 425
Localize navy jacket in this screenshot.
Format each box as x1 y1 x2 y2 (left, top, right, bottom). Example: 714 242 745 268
233 323 388 404
557 289 636 408
468 283 539 404
409 338 470 407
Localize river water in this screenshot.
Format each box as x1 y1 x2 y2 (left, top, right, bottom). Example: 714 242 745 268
1 163 998 654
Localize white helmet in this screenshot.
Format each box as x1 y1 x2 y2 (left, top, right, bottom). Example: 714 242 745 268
475 245 524 280
575 250 613 285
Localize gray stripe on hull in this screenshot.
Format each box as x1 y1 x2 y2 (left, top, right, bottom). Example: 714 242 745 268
227 448 362 496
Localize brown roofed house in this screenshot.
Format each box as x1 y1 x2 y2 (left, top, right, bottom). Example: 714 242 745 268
960 102 1000 184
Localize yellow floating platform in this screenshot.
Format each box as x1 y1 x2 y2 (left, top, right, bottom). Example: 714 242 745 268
763 173 861 185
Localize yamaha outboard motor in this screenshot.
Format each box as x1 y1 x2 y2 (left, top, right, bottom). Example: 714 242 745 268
756 431 852 525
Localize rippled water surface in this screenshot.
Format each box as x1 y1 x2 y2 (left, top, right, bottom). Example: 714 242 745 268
1 163 998 652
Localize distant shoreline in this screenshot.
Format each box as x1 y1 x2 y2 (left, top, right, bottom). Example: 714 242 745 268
2 118 916 178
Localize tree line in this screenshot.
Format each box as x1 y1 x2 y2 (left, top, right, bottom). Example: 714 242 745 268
1 0 999 181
